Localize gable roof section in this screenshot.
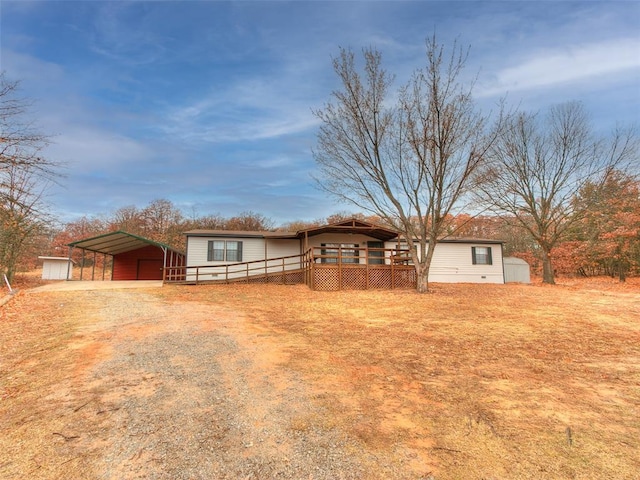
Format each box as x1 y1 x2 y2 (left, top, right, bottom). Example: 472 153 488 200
296 218 400 242
68 231 183 256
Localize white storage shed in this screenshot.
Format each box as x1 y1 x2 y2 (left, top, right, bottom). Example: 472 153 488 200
503 257 531 283
39 256 74 280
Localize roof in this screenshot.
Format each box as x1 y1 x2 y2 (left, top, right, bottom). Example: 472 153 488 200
184 218 503 245
503 256 529 265
38 256 76 263
184 229 297 239
297 219 400 242
441 237 503 244
396 237 503 244
68 231 183 256
185 219 401 242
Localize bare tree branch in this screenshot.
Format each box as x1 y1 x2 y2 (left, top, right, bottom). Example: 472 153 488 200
0 72 61 281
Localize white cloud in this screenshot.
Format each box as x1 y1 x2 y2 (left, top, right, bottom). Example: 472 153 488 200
163 75 321 144
1 50 65 87
45 125 154 173
477 37 640 98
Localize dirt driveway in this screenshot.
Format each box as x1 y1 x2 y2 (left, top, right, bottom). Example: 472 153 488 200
1 287 380 479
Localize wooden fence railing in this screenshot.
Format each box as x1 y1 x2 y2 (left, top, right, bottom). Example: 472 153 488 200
164 250 313 285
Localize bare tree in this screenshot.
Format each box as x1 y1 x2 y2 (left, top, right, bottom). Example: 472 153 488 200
0 73 57 184
141 198 184 246
314 36 500 292
1 72 60 281
109 205 145 234
476 102 637 284
225 211 274 231
0 164 52 282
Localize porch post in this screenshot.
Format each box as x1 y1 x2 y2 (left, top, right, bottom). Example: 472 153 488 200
365 245 369 290
338 246 342 290
310 250 315 290
391 253 395 290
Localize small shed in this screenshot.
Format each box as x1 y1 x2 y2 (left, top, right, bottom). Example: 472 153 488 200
503 256 531 283
39 256 74 280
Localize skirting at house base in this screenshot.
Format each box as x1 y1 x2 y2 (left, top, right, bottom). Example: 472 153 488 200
311 264 416 291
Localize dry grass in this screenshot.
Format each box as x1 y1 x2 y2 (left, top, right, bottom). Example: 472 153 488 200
2 276 639 479
158 277 640 479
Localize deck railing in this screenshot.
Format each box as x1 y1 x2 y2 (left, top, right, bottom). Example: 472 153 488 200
164 246 416 290
164 250 313 285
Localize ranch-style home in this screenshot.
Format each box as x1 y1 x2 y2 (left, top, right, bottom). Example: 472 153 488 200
177 218 505 290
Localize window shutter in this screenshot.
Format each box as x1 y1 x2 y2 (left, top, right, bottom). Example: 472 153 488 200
237 241 243 262
471 247 477 265
487 247 492 265
207 241 214 262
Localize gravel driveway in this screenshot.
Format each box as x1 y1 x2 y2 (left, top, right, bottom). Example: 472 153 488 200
22 288 385 479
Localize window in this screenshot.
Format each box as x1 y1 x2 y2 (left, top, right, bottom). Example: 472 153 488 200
226 241 242 262
320 243 359 264
207 240 243 262
472 246 492 265
367 241 385 265
208 241 224 261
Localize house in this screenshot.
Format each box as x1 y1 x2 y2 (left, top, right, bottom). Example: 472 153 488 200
178 219 505 290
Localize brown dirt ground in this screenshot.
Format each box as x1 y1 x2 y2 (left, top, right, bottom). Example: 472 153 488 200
1 275 639 479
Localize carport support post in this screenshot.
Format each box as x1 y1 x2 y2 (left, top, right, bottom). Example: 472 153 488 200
80 249 85 280
66 246 74 280
102 253 107 280
91 251 96 280
161 247 168 283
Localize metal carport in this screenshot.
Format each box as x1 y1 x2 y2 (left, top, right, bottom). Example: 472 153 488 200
67 231 185 281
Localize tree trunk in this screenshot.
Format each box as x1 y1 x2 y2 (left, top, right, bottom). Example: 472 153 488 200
416 266 429 293
414 241 436 293
541 246 555 284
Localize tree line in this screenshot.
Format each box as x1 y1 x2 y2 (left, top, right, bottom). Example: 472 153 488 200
34 184 638 282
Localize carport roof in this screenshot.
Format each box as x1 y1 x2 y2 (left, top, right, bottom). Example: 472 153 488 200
68 231 183 256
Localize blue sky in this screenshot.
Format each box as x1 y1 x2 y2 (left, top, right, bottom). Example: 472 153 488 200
2 1 639 226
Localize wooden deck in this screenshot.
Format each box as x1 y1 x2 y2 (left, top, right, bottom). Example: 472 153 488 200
165 247 417 290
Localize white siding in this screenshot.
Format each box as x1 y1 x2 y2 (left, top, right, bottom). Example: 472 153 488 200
383 240 504 284
186 236 303 281
265 239 300 259
430 243 503 283
186 236 264 264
